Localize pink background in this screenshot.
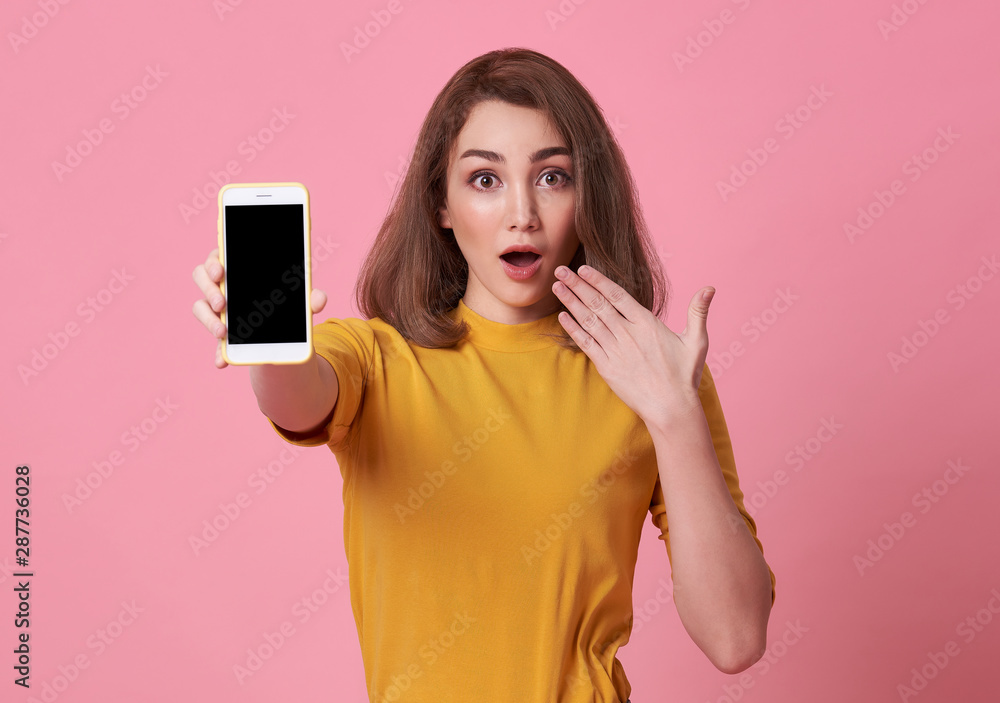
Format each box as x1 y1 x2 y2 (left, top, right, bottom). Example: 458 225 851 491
2 0 999 701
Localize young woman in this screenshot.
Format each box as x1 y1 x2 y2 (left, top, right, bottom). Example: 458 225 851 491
192 47 775 703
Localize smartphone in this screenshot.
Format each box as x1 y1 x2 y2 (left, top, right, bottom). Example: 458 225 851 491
217 182 312 365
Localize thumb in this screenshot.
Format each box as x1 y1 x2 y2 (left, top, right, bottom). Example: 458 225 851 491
310 288 328 315
683 287 714 342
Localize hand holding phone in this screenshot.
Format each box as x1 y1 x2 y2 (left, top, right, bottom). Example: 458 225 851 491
216 182 314 364
191 247 327 369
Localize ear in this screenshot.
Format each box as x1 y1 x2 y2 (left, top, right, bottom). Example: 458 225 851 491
437 204 452 229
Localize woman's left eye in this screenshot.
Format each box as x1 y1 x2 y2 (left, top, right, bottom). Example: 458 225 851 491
541 170 571 187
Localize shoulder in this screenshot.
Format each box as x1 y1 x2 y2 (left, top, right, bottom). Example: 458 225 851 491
314 314 426 363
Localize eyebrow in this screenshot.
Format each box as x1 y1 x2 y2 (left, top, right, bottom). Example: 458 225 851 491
458 146 571 164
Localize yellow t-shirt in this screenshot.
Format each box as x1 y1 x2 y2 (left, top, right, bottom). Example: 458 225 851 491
268 298 775 702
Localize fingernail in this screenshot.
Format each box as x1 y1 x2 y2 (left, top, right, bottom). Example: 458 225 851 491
211 295 224 310
214 323 225 337
555 266 568 278
579 265 591 276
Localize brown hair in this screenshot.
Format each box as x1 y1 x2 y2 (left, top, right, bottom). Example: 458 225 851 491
353 47 669 351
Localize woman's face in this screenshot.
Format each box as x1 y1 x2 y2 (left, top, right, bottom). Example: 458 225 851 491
438 100 580 325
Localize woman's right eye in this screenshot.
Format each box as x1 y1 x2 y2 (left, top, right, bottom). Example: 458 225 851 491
469 171 498 190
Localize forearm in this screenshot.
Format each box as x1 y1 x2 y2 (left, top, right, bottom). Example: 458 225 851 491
649 402 772 674
249 354 337 433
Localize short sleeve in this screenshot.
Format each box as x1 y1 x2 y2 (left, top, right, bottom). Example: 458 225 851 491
648 364 776 606
267 316 376 453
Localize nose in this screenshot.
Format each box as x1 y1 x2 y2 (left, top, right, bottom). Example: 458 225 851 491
506 181 539 232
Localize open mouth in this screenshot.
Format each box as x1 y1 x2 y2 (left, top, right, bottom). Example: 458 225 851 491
500 251 541 267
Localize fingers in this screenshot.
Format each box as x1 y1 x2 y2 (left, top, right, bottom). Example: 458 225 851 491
215 339 228 369
204 248 223 282
192 298 227 339
192 247 227 343
192 260 226 314
192 248 229 369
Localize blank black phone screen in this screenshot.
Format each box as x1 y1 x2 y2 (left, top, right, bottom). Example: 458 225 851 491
224 203 307 345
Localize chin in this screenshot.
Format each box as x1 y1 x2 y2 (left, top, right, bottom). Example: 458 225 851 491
506 291 558 314
497 281 543 299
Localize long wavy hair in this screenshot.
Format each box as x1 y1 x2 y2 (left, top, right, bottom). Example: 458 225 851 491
353 47 669 351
